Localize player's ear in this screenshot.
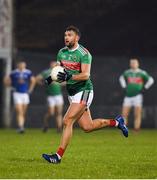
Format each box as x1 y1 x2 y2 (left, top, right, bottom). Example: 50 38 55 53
76 35 80 41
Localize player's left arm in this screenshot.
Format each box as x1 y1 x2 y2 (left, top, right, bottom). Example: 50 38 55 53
142 71 154 90
72 63 91 81
28 75 36 94
3 75 12 87
72 52 91 81
57 51 92 82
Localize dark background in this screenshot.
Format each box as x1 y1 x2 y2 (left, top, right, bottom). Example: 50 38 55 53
15 0 157 56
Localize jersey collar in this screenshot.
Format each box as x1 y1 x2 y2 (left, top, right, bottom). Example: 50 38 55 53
67 44 79 52
130 68 140 73
16 68 26 72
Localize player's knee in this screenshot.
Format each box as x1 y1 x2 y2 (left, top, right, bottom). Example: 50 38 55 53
48 110 54 116
81 125 92 133
63 117 73 127
50 112 54 116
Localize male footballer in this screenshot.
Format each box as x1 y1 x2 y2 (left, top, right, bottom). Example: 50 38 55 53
4 61 35 133
42 25 128 164
36 61 64 133
119 58 154 131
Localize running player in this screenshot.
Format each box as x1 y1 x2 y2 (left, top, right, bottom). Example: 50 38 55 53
36 61 64 133
4 61 36 133
42 25 128 164
119 58 154 131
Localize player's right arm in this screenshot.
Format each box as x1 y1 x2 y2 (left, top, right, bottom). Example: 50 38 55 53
72 63 91 81
57 50 92 82
72 52 91 81
45 51 62 85
36 74 44 85
3 75 12 87
119 72 127 89
142 70 154 90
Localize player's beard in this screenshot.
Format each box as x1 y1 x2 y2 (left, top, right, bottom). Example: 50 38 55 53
66 41 75 49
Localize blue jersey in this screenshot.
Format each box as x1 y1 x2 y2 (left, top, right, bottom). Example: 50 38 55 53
10 69 33 93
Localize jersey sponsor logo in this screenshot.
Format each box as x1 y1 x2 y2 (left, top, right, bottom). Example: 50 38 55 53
71 55 77 62
61 60 81 71
127 77 143 84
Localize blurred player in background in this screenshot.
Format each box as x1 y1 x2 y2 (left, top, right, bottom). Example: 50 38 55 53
42 25 128 164
119 58 154 131
36 61 64 133
4 61 36 133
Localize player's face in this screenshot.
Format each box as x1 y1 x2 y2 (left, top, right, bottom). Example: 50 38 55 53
18 62 26 70
64 30 79 49
130 59 139 70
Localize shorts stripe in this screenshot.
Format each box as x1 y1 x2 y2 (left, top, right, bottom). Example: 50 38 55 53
80 90 90 105
86 91 90 104
80 91 85 102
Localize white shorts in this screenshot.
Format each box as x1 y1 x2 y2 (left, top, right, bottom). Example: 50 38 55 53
13 92 30 105
47 95 64 107
123 94 143 107
68 90 94 108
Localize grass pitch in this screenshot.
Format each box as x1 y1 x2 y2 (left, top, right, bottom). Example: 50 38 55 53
0 128 156 179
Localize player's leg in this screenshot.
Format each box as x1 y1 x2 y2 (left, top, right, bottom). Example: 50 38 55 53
122 96 132 125
78 109 128 137
55 105 63 132
15 104 25 132
42 91 128 163
134 106 142 131
59 102 86 150
122 106 131 125
42 102 86 163
133 94 143 131
13 92 26 133
77 91 128 135
43 96 55 132
54 95 64 132
20 93 30 132
78 109 115 132
20 103 28 132
43 106 55 132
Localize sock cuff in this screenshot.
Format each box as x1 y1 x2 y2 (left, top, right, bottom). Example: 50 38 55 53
109 119 118 127
56 147 65 158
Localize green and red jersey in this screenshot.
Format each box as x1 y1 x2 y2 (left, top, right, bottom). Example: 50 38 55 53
57 44 93 96
122 68 150 97
41 69 62 96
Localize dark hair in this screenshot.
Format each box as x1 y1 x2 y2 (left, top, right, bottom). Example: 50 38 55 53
66 25 81 37
130 56 140 61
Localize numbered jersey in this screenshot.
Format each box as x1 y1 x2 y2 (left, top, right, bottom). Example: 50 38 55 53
57 44 93 96
123 68 150 97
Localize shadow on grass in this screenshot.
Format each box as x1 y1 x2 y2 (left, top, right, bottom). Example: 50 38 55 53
8 157 43 163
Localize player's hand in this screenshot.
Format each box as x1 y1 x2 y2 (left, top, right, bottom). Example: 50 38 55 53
57 69 72 82
28 89 33 95
45 76 53 85
140 87 146 94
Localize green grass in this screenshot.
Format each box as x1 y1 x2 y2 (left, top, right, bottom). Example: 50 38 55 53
0 128 157 179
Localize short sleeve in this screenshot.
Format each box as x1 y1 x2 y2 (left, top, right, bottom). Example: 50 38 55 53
123 70 128 79
81 53 92 64
28 71 33 78
142 71 150 81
